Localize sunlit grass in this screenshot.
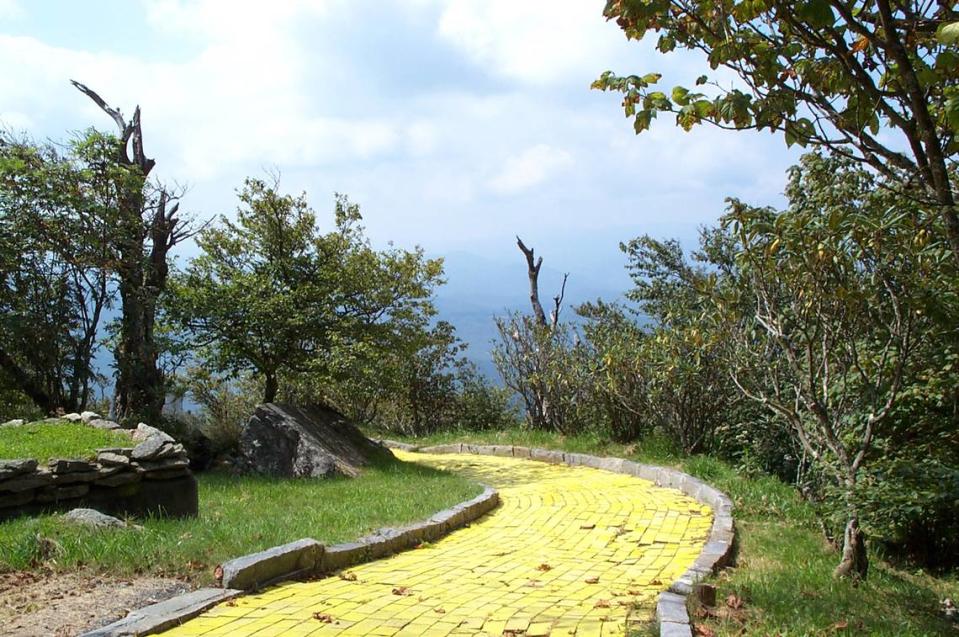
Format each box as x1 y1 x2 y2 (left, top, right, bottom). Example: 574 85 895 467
0 420 132 461
0 455 481 584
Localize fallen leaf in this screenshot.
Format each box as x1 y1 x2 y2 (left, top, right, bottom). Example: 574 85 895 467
338 571 358 582
434 608 446 614
694 625 716 637
833 620 849 631
585 576 600 584
594 599 611 608
213 565 223 583
224 600 237 608
392 587 411 596
726 594 744 610
580 523 596 530
536 563 553 571
312 613 333 623
650 579 662 585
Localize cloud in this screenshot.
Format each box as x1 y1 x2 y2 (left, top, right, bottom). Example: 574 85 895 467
0 0 21 21
489 144 574 195
435 0 624 85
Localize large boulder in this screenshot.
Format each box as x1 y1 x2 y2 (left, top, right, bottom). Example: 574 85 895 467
238 403 392 478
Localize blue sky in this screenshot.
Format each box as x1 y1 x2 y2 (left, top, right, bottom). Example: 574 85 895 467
0 0 801 295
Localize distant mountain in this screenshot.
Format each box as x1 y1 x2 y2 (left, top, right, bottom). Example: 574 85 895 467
433 251 625 380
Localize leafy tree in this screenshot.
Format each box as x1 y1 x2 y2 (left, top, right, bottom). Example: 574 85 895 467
168 177 442 404
0 133 113 414
595 1 959 263
577 301 653 441
493 313 592 434
708 153 950 579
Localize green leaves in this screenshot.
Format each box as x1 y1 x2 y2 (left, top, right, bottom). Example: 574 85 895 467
795 0 835 29
936 22 959 46
169 177 443 402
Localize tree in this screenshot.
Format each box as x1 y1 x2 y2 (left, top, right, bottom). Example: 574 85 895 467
492 238 589 433
709 153 945 579
72 81 189 425
0 133 114 414
168 177 443 404
594 1 959 263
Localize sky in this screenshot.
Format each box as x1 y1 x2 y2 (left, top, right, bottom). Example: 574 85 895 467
0 0 801 300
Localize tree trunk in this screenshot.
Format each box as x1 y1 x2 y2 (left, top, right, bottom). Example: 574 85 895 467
0 347 55 414
264 371 278 403
113 275 165 425
833 515 868 580
72 81 181 426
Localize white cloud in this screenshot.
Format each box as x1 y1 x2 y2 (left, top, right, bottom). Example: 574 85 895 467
0 0 21 21
436 0 621 84
489 144 574 195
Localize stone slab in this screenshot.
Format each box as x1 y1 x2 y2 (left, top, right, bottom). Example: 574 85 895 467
220 538 323 591
80 588 243 637
0 459 38 479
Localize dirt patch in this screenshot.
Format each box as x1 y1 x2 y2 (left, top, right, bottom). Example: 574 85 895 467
0 571 191 636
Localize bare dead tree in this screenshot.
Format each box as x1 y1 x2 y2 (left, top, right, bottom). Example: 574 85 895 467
516 236 568 332
72 80 190 425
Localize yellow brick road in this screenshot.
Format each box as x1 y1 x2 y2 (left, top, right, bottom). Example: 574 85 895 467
161 451 712 637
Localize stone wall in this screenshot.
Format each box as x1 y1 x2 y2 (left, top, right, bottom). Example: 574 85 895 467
0 420 198 521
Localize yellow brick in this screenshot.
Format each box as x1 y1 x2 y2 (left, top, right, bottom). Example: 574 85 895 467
156 451 711 637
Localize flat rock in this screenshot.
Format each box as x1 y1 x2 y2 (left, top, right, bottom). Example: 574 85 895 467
0 419 24 427
94 471 142 488
97 448 133 458
51 470 101 485
36 484 90 502
63 413 83 422
63 508 126 529
132 437 172 461
0 472 53 492
238 403 393 479
138 458 189 473
48 459 96 474
88 418 121 430
0 459 38 479
80 411 101 422
132 423 173 444
97 452 131 466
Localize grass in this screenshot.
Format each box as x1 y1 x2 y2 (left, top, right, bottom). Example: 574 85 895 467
0 455 481 584
0 420 133 461
377 428 958 636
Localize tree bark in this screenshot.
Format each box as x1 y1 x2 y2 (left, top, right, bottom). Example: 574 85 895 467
264 370 279 404
834 515 868 580
516 237 548 328
73 81 179 425
874 0 959 265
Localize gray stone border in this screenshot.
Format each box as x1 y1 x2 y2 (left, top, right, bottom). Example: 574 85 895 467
82 588 244 637
82 481 499 636
390 441 736 637
83 441 733 637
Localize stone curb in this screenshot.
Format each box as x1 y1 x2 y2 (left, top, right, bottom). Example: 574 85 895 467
80 588 243 637
389 441 736 637
84 474 499 636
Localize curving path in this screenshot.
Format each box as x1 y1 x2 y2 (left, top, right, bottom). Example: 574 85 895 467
160 451 712 637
